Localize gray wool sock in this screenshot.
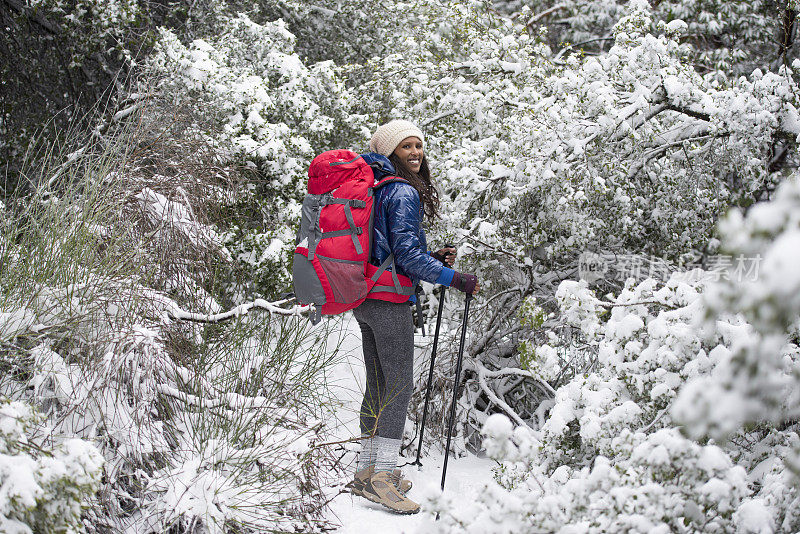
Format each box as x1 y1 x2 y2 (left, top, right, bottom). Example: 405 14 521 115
356 437 376 472
374 436 402 473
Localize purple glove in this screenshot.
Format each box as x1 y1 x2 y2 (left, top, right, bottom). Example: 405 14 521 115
451 271 478 294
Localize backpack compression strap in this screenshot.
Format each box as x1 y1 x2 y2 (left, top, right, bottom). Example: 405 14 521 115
307 194 367 260
368 253 416 296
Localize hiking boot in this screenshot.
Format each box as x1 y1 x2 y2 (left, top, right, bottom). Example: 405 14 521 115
346 466 412 496
346 465 374 497
391 469 412 494
362 470 421 514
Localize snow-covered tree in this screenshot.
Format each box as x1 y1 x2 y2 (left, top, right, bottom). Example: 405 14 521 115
142 10 362 297
337 0 800 451
498 0 792 76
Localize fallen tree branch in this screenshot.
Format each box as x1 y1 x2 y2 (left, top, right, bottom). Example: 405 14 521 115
472 361 557 398
167 297 311 323
467 360 528 426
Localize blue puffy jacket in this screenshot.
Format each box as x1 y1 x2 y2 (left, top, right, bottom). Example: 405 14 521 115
361 153 451 286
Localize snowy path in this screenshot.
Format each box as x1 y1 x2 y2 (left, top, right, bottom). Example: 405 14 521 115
321 314 495 533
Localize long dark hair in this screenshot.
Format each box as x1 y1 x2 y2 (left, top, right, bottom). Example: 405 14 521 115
388 153 440 220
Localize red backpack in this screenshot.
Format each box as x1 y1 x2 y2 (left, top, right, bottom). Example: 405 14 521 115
292 150 415 321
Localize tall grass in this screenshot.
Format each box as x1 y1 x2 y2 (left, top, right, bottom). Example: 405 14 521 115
0 94 338 533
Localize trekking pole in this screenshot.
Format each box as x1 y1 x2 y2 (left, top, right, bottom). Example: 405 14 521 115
410 285 447 468
440 292 473 492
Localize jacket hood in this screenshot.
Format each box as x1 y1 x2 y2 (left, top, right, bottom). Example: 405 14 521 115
360 152 395 180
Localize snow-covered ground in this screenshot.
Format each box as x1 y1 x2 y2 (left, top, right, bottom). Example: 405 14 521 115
321 314 496 533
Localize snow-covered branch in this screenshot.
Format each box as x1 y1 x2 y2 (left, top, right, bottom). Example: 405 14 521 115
467 360 533 426
421 110 459 127
628 133 716 179
528 3 568 27
470 360 557 398
166 298 311 323
553 36 615 62
47 146 87 188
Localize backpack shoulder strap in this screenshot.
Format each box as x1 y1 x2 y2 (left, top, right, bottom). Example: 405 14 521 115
373 176 409 191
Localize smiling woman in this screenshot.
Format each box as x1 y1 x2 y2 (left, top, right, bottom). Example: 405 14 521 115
394 136 424 173
344 119 480 515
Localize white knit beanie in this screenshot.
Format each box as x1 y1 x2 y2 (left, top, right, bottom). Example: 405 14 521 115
368 120 425 157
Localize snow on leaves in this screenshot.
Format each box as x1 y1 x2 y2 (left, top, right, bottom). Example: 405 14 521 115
429 272 797 533
675 175 800 448
0 400 103 534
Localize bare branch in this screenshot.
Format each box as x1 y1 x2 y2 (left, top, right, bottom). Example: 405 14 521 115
462 234 520 260
664 103 711 122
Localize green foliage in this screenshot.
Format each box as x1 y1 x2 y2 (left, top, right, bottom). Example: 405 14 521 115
519 296 549 329
518 297 551 370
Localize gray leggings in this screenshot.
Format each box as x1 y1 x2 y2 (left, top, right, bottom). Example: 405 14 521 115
352 298 414 440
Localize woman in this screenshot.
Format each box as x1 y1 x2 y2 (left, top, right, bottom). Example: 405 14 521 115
348 120 479 514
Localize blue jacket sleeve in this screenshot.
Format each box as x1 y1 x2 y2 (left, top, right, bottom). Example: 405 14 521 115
385 183 446 284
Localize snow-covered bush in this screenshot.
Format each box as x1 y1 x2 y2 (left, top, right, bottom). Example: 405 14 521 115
674 175 800 493
0 400 103 534
0 116 338 532
675 176 800 438
426 271 799 532
425 175 800 531
146 12 359 297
